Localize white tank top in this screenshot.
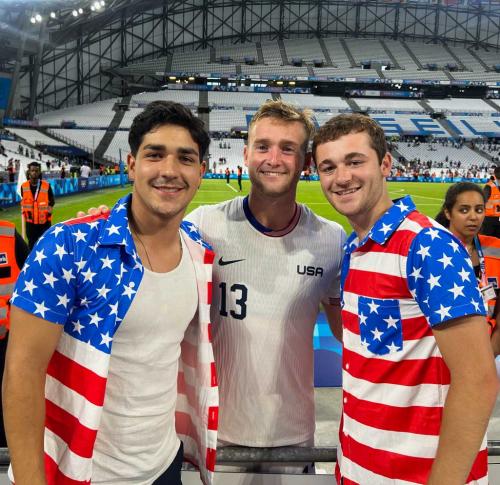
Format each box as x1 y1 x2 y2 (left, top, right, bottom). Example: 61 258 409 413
92 236 197 484
187 198 345 446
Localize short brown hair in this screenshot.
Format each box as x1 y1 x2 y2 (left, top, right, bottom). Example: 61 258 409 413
249 99 315 148
312 113 388 164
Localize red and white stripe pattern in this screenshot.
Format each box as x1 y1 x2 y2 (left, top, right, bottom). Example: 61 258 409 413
337 207 488 485
9 198 218 485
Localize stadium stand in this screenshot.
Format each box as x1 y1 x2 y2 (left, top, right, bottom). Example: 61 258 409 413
208 138 246 169
427 98 497 113
36 98 119 128
352 98 425 113
395 140 491 168
207 91 271 108
6 128 68 147
280 93 350 111
49 129 107 153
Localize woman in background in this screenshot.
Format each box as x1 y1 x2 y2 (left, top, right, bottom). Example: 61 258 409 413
436 182 500 356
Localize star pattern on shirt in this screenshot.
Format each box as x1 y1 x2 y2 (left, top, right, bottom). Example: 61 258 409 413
406 227 485 324
359 296 403 356
11 194 211 357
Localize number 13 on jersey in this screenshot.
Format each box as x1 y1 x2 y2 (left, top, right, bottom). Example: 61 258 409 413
219 282 248 320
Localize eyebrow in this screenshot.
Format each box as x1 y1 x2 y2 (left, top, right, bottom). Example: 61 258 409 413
252 137 300 147
143 144 199 156
344 152 368 160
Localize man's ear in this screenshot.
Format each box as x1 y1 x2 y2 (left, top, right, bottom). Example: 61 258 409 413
127 153 136 181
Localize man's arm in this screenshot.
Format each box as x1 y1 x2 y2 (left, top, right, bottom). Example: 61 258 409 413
322 299 342 342
3 306 63 485
427 315 499 485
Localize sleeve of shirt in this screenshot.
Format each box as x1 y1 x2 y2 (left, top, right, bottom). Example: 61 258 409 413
406 226 486 328
11 224 76 325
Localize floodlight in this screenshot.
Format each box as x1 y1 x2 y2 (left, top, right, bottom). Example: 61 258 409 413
101 1 105 6
78 8 83 14
72 10 78 16
35 14 42 22
50 12 56 18
30 17 36 24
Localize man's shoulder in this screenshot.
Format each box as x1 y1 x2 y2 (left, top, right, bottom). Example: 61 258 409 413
300 204 346 235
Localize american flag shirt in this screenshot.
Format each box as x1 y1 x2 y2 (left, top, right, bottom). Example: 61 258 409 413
10 194 218 485
337 195 488 485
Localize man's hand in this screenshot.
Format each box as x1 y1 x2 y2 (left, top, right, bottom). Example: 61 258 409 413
76 204 110 218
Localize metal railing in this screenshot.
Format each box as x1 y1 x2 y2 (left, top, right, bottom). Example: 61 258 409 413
1 443 498 466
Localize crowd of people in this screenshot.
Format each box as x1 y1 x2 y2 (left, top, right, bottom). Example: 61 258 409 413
0 99 499 485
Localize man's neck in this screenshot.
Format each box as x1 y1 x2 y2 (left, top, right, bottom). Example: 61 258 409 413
350 198 394 242
247 189 297 230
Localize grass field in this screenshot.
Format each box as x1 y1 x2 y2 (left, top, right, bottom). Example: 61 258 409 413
1 179 453 235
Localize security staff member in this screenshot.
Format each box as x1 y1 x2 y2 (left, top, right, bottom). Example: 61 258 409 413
482 166 500 238
0 220 28 447
21 161 55 250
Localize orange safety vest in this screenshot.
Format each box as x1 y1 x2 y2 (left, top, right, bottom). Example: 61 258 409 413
485 180 500 217
21 180 52 224
478 234 500 330
0 221 21 338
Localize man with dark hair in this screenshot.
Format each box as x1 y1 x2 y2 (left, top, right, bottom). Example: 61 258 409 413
21 161 55 250
4 101 218 485
313 113 498 485
482 165 500 238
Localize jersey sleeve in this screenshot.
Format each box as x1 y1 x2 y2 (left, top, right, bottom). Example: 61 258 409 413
406 226 486 328
11 224 76 325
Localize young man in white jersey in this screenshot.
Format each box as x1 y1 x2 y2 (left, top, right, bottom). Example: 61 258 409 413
313 113 498 484
186 100 346 471
3 101 218 485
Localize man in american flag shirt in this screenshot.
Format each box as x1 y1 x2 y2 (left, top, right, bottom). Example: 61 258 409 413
313 113 499 485
3 101 218 485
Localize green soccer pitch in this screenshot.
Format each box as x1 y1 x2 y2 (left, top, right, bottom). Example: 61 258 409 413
0 179 454 235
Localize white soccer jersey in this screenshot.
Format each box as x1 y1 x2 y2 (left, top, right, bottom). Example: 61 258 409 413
186 197 346 446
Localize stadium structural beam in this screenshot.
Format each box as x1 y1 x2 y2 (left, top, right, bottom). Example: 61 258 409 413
29 21 46 119
5 10 29 118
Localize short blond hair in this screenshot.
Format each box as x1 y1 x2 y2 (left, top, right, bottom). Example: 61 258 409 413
249 99 315 146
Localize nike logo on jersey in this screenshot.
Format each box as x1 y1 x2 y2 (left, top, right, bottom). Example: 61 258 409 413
297 265 324 277
219 257 246 266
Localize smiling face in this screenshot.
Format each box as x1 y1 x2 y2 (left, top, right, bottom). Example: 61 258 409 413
445 190 485 241
128 123 204 226
244 117 308 199
315 131 392 232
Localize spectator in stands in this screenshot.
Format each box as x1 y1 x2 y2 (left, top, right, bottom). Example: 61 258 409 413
60 164 66 179
45 160 50 171
21 161 55 250
482 166 500 238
